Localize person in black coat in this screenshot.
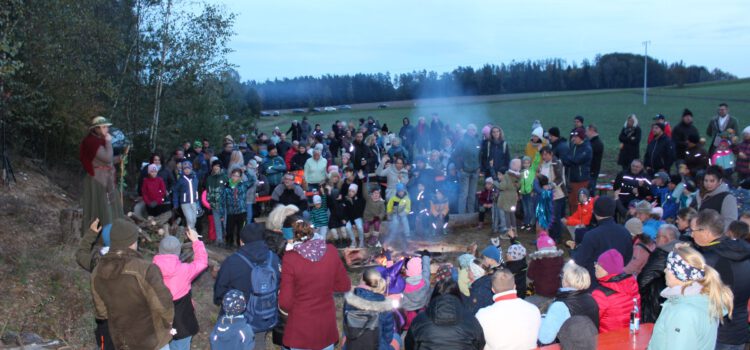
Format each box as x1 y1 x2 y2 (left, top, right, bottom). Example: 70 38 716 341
613 159 651 217
289 145 310 171
405 280 485 350
586 125 604 193
572 196 634 281
399 117 416 156
644 123 676 175
637 224 680 323
671 109 700 161
286 121 302 142
479 126 511 177
617 114 642 171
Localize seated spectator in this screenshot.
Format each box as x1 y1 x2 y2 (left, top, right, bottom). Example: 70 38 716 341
623 218 655 276
271 173 308 212
505 240 528 298
475 269 541 350
591 249 640 333
457 253 485 297
405 279 485 350
638 224 680 323
527 232 564 304
467 245 504 314
538 260 599 345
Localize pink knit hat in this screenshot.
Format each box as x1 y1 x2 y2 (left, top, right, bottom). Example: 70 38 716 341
536 232 556 251
597 249 624 275
406 257 422 277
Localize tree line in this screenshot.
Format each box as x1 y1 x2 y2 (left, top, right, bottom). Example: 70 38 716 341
251 53 736 109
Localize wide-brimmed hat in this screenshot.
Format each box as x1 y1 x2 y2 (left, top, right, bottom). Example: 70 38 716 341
89 116 112 129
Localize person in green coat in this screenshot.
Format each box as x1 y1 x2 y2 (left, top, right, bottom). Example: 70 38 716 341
649 245 734 350
206 160 228 245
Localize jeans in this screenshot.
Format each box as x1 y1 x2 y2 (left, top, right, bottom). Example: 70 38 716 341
315 226 328 240
494 206 507 233
521 193 535 225
180 202 197 230
345 218 364 246
157 345 170 350
212 211 225 243
169 336 191 350
549 198 566 241
245 202 254 223
458 170 478 214
226 213 246 247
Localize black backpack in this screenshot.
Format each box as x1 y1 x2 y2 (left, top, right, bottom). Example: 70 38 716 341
343 309 380 349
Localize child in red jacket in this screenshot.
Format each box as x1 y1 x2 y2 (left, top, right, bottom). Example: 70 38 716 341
591 249 640 333
142 164 169 216
562 188 596 247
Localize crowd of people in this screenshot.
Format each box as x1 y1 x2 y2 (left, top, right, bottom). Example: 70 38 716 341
75 102 750 350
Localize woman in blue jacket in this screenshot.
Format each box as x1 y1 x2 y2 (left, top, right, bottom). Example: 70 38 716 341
343 268 399 350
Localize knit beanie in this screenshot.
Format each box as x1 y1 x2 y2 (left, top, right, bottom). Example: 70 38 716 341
548 127 560 138
349 183 358 192
158 235 181 255
624 218 643 237
531 126 544 140
396 183 406 193
536 232 556 251
481 245 501 263
240 223 265 244
147 164 158 173
313 195 322 204
181 160 193 169
593 196 616 218
211 159 222 169
222 289 247 317
109 218 139 249
406 257 422 277
597 249 624 275
507 243 527 262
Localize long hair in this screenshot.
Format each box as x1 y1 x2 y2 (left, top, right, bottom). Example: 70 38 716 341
265 204 299 232
674 245 734 321
229 150 244 165
624 114 639 128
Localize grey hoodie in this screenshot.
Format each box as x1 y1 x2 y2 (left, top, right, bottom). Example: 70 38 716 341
695 183 738 230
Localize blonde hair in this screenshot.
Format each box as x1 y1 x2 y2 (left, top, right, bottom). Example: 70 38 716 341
562 260 591 290
674 245 734 321
229 150 244 165
265 204 299 232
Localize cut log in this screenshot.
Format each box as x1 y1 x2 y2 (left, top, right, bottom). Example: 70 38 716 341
59 208 83 243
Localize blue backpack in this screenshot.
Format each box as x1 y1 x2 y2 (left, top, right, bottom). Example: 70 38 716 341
210 315 255 350
236 252 278 332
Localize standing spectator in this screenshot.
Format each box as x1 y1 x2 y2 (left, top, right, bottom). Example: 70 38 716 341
617 114 642 171
262 146 286 189
363 188 386 246
342 268 399 350
245 160 259 224
387 183 411 245
644 123 676 174
647 114 673 143
591 249 640 333
429 113 444 151
495 161 521 237
279 221 351 350
562 127 592 212
206 160 228 245
223 169 250 248
480 126 511 177
736 126 750 182
153 229 208 350
539 147 566 241
637 224 680 323
351 132 369 171
376 155 409 200
691 209 750 348
672 109 700 161
399 117 415 157
219 141 234 170
387 137 409 162
648 245 735 350
538 260 599 345
91 219 174 350
275 134 292 164
286 120 302 142
684 134 708 172
341 183 366 248
173 161 200 230
304 146 327 192
415 117 430 155
214 223 281 350
405 279 485 350
401 255 432 332
454 123 481 214
711 139 736 180
587 124 604 193
525 125 548 160
300 116 312 142
572 196 633 280
475 270 542 350
138 153 174 198
692 166 739 228
285 141 299 170
571 115 585 136
364 134 382 174
707 103 739 154
547 127 570 164
289 144 310 171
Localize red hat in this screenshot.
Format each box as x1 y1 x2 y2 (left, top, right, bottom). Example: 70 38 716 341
571 127 586 140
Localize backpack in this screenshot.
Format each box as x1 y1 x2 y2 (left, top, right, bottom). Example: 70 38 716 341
343 309 380 349
210 316 255 350
236 252 279 332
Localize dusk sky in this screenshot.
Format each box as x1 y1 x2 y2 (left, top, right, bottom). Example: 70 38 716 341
219 0 750 82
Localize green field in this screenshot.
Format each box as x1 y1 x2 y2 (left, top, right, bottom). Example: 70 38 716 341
257 79 750 176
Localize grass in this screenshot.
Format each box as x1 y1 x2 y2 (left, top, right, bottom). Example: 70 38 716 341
257 79 750 177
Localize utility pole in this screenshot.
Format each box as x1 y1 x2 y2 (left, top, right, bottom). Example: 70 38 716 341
643 41 650 105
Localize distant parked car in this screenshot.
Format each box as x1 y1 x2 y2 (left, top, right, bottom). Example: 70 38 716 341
272 111 280 116
378 104 389 109
292 108 306 114
337 105 352 110
323 106 337 112
260 111 271 116
309 107 322 113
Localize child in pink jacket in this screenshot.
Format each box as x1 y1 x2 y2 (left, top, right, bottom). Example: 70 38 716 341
153 229 208 349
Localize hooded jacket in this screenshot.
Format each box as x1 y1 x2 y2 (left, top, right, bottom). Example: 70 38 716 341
648 283 719 350
527 249 565 298
480 138 510 175
644 134 676 172
591 273 640 333
672 121 700 160
693 183 739 229
562 139 592 183
206 172 228 210
91 248 174 350
617 124 641 168
213 240 281 306
453 133 481 173
637 239 679 323
343 288 396 350
405 295 485 350
279 241 351 349
699 238 750 345
172 173 199 207
363 194 386 221
572 218 634 281
494 172 520 211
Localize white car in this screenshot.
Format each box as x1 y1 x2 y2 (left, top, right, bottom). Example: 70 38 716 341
323 106 337 112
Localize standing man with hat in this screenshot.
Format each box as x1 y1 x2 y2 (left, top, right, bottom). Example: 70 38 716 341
91 218 174 350
572 196 634 281
672 109 700 162
78 116 124 250
648 114 672 143
644 122 676 175
562 127 592 212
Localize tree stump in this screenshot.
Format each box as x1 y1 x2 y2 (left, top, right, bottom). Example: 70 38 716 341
59 208 83 244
